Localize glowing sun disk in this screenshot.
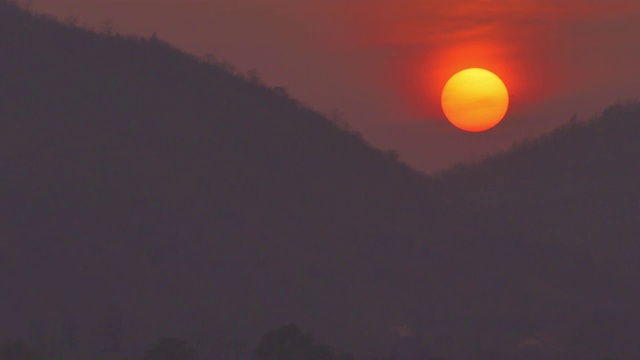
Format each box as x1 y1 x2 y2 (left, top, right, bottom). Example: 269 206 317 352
441 68 509 132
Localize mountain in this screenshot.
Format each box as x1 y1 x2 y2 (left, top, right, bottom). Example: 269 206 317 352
0 1 445 358
438 102 640 272
1 1 640 359
432 102 640 358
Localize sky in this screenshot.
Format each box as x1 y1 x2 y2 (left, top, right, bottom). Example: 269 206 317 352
33 0 640 173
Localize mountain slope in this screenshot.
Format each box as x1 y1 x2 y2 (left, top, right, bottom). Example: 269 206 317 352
437 102 640 275
2 2 640 359
434 102 640 357
0 2 445 358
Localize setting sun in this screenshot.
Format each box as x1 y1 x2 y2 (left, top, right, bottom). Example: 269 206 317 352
441 68 509 132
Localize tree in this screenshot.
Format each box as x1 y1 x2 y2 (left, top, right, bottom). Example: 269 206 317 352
254 324 353 360
144 338 198 360
0 340 42 360
64 15 79 28
100 18 114 36
328 109 348 130
246 69 261 84
202 53 215 64
386 149 400 161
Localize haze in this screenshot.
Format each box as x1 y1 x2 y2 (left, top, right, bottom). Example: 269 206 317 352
31 0 640 172
5 0 640 358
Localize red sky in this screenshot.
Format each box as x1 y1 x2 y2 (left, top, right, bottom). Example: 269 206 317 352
34 0 640 173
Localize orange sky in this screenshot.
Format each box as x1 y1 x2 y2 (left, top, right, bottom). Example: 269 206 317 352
33 0 640 172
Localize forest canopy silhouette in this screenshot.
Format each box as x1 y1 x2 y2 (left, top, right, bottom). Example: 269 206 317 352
1 1 640 359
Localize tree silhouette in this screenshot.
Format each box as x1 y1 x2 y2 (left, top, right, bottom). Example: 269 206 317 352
254 324 353 360
144 338 198 360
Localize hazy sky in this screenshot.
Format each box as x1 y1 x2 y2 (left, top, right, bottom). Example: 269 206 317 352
34 0 640 173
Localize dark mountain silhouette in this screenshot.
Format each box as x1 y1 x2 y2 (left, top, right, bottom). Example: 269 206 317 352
1 1 640 359
432 102 640 358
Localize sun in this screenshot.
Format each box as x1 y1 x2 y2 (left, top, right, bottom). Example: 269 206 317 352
441 68 509 132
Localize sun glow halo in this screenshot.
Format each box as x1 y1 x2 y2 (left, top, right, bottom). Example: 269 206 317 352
441 68 509 132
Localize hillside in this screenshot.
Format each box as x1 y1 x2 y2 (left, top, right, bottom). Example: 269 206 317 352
434 102 640 357
0 1 447 358
2 1 640 359
437 102 640 277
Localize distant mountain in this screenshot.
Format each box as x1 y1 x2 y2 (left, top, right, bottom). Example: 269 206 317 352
433 102 640 358
1 1 640 359
437 102 640 285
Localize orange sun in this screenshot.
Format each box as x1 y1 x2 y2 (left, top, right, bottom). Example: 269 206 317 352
441 68 509 132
